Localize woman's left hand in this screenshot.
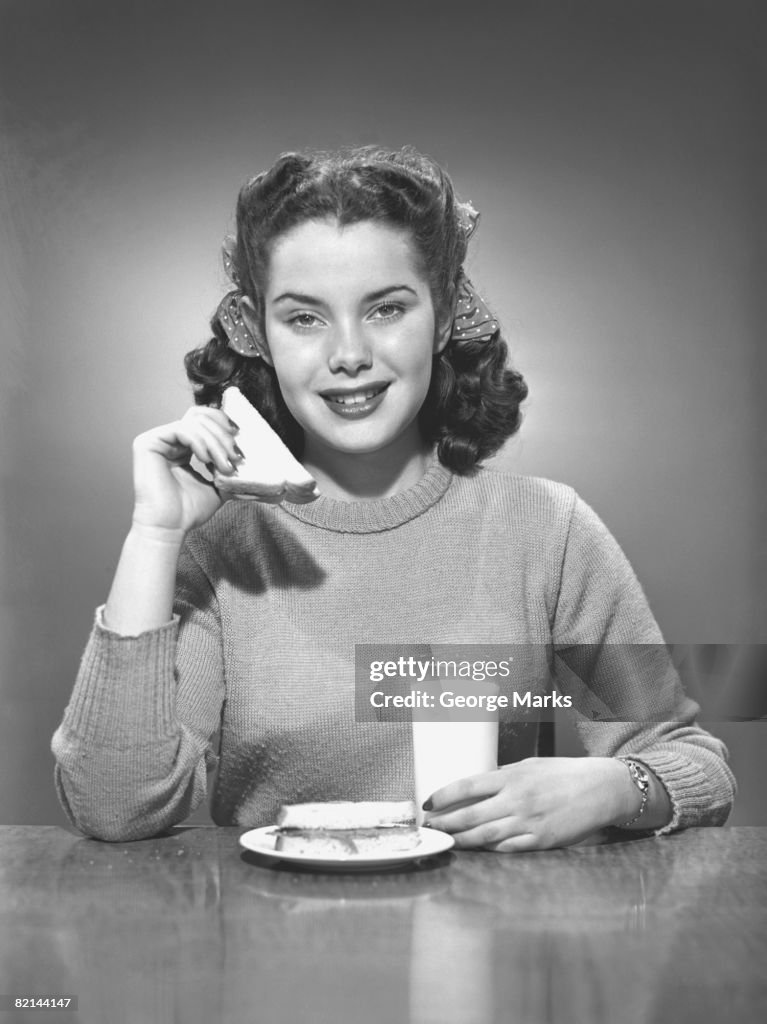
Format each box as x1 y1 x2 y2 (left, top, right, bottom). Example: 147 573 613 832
422 757 638 852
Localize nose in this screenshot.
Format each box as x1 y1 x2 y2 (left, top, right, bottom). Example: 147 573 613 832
327 322 373 375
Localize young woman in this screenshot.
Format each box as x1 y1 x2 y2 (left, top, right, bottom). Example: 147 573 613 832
52 146 735 847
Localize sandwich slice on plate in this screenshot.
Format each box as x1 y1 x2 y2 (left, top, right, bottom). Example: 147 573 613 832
275 801 420 856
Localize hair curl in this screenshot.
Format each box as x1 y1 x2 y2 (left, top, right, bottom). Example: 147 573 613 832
184 145 527 472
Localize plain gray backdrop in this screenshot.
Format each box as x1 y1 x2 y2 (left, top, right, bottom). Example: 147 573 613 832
1 0 764 824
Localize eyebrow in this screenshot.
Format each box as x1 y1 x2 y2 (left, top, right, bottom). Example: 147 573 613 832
271 284 418 305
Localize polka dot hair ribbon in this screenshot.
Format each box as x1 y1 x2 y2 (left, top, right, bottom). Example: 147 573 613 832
456 200 480 240
222 234 240 286
450 271 499 343
215 291 262 358
216 235 262 358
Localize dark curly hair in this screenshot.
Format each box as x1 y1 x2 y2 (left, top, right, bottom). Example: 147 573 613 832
184 145 527 472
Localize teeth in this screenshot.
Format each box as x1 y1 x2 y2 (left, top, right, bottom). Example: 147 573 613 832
326 387 384 406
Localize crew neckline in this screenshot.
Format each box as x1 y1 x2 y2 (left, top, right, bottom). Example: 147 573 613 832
280 450 454 533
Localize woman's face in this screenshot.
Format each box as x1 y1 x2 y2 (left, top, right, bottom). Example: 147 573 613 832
258 218 448 465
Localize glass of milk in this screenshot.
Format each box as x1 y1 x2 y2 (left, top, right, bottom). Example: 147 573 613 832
412 681 499 826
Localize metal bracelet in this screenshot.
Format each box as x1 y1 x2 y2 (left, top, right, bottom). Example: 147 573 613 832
616 757 650 827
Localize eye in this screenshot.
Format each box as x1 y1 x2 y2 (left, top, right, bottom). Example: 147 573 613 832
369 302 404 322
287 312 324 330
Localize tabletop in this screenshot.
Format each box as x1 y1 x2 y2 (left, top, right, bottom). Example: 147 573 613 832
1 825 765 1024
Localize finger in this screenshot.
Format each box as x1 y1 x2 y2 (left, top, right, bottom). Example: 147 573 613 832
174 408 243 470
137 424 212 471
438 815 529 850
481 833 541 854
186 410 245 466
136 410 243 472
424 785 523 835
198 402 240 432
172 463 223 496
180 421 240 476
193 405 242 441
424 770 505 814
190 404 241 437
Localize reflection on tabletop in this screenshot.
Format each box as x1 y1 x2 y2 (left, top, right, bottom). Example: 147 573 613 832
0 826 765 1024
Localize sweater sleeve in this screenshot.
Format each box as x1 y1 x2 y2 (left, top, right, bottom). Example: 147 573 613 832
551 494 736 833
50 542 226 841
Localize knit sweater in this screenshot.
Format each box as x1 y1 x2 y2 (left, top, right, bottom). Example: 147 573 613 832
52 456 735 841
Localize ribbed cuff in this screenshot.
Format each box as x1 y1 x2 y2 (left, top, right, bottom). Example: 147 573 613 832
62 606 180 745
633 748 713 835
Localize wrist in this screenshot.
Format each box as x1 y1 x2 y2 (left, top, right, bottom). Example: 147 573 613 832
103 522 184 636
128 519 187 549
598 756 646 828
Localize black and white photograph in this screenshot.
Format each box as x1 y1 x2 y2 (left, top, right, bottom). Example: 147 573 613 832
1 1 764 1021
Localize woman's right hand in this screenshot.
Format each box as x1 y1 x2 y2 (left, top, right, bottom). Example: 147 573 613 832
130 405 243 537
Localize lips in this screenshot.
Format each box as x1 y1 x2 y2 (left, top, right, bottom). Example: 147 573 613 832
318 381 391 420
320 382 390 406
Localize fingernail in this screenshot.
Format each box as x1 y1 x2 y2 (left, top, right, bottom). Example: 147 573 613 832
422 798 433 812
233 444 245 460
227 418 240 433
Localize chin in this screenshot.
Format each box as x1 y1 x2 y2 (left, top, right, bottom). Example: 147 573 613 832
321 433 401 456
310 420 420 458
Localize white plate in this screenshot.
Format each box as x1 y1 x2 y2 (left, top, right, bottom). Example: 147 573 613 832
239 826 454 871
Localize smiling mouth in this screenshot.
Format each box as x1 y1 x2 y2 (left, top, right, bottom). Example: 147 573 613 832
321 383 390 406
